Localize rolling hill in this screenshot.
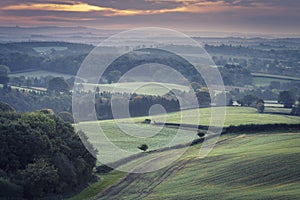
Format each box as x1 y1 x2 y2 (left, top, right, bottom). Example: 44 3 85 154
96 132 300 199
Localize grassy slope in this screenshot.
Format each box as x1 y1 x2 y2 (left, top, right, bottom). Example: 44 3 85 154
77 121 195 164
69 107 300 199
81 82 189 95
77 107 300 164
253 77 290 87
98 132 300 200
127 106 300 127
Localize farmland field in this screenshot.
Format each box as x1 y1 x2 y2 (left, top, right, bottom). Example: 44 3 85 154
81 82 190 95
77 121 196 164
253 77 291 87
77 107 300 160
75 107 300 163
9 70 74 79
126 106 300 126
70 132 300 200
102 132 300 200
33 46 68 53
252 73 300 87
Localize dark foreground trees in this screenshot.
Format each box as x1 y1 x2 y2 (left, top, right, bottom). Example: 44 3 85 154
0 109 96 199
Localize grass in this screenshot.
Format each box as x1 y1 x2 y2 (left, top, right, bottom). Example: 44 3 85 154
97 132 300 199
252 73 300 82
75 107 300 164
71 107 300 200
33 46 68 53
252 73 300 87
67 170 126 200
126 106 300 127
69 107 300 199
253 77 290 87
76 121 196 164
9 70 73 79
81 82 189 95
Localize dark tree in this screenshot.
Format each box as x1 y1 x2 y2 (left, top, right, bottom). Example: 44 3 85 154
47 77 70 93
256 102 265 113
197 130 206 138
0 65 10 85
291 97 300 116
238 95 258 107
138 144 148 152
278 91 295 108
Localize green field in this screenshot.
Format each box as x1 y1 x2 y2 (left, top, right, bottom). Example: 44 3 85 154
75 107 300 163
77 121 195 164
252 73 300 82
33 46 68 53
81 82 190 95
69 106 300 199
253 77 291 87
77 107 300 160
70 132 300 200
96 132 300 199
126 106 300 127
9 70 73 79
252 73 300 87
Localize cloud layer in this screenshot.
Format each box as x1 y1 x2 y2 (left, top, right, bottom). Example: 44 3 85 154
0 0 299 34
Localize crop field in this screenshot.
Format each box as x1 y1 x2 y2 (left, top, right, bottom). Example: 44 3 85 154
75 107 300 164
70 132 300 199
253 77 291 87
253 77 287 87
9 70 73 79
96 132 300 199
252 73 300 87
128 106 300 127
81 82 190 95
33 46 68 53
76 121 196 164
252 73 300 82
68 106 300 200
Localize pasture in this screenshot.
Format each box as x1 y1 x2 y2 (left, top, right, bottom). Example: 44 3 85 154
75 106 300 164
70 132 300 199
33 46 68 53
81 82 190 95
9 70 73 79
127 106 300 127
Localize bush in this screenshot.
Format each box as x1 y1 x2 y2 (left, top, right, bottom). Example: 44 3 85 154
197 130 206 138
138 144 149 152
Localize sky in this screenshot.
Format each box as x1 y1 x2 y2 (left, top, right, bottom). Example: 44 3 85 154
0 0 299 35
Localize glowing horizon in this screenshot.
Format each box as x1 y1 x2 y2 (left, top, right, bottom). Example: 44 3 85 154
0 0 299 35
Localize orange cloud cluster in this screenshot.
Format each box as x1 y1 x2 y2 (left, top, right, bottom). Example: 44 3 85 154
1 0 258 17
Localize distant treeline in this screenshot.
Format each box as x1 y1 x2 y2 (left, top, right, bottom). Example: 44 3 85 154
2 42 299 87
0 87 182 119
